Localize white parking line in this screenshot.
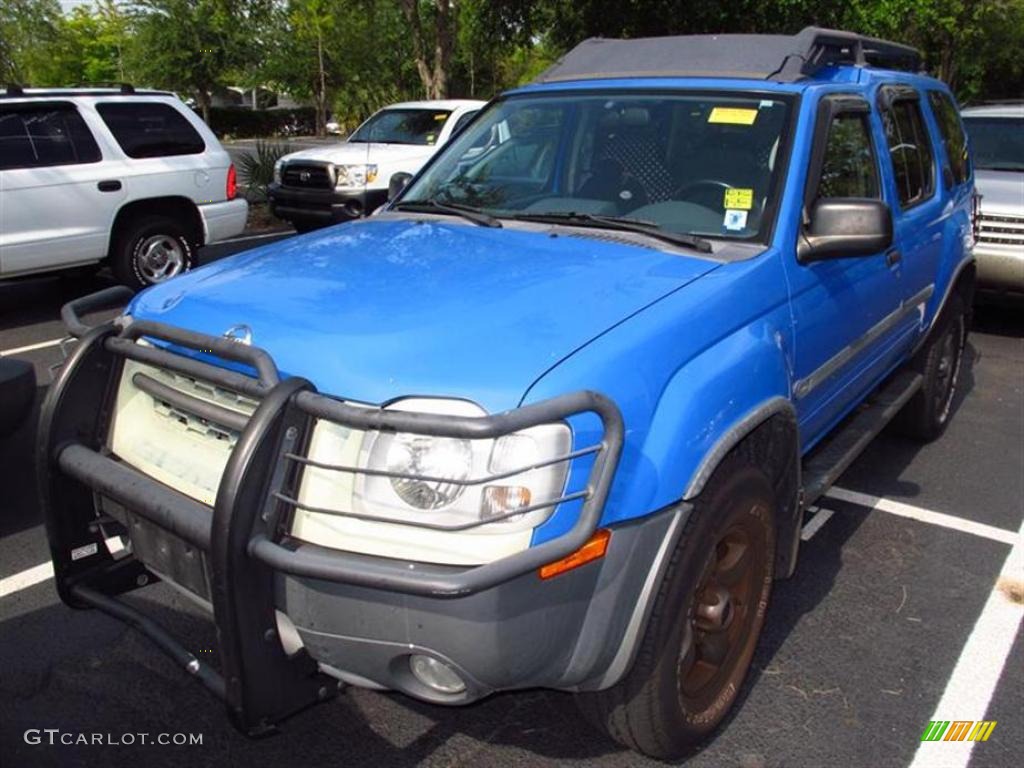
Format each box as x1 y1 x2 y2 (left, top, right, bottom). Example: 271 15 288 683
0 538 122 599
908 519 1024 768
827 486 1018 545
0 561 53 597
0 337 64 357
800 506 835 540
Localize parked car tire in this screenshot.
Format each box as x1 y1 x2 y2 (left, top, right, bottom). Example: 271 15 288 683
896 293 967 442
576 457 776 760
111 215 195 289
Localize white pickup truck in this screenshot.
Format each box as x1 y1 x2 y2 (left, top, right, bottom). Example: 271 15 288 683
268 99 485 232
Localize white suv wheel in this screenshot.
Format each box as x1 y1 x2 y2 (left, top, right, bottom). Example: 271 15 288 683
136 234 187 283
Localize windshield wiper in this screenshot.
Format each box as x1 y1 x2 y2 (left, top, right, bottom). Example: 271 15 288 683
391 199 502 228
510 211 713 253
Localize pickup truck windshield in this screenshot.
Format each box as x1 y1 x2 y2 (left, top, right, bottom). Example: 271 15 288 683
962 116 1024 172
348 108 453 146
399 91 793 241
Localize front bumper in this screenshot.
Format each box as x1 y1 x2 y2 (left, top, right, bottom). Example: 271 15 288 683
199 198 248 244
268 183 388 225
973 242 1024 294
39 291 634 733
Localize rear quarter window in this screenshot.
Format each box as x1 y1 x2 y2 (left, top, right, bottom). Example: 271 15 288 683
0 103 101 170
96 102 205 158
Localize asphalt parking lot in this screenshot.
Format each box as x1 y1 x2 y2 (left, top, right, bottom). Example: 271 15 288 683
1 235 1021 768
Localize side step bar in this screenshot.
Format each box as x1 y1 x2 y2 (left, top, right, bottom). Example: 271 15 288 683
802 369 923 506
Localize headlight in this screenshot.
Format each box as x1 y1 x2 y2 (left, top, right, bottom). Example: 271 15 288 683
273 159 283 185
354 399 571 531
292 398 573 562
335 164 378 188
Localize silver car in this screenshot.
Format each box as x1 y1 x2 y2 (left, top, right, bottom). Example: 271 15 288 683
961 102 1024 295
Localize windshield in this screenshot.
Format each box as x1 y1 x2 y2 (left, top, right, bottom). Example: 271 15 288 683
397 91 793 241
962 116 1024 171
348 108 452 145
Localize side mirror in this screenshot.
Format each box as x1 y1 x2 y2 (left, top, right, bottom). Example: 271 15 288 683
387 172 413 202
798 198 893 263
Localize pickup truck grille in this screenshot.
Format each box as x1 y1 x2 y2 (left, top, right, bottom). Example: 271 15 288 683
978 213 1024 247
281 162 334 190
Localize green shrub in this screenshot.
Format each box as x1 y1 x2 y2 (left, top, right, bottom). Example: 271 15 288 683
236 140 294 202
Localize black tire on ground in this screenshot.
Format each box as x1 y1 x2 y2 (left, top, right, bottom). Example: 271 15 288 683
895 293 967 442
576 456 776 760
111 215 195 289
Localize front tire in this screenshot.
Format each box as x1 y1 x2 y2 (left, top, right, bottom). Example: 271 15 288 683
896 293 967 442
576 458 776 760
111 215 195 289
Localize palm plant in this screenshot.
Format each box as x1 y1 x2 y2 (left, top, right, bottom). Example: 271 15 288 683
236 140 293 203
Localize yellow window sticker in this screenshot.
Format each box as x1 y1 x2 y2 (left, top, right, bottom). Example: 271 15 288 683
708 107 758 125
434 113 448 121
723 188 754 210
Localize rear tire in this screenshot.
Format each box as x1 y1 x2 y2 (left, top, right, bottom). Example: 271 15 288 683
576 457 776 760
896 293 967 442
111 215 195 289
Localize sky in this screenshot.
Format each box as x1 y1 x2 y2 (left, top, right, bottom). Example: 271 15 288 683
60 1 93 12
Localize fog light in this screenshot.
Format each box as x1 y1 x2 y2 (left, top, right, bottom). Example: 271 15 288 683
409 654 466 694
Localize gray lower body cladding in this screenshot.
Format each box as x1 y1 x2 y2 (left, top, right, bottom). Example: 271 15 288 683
277 504 686 704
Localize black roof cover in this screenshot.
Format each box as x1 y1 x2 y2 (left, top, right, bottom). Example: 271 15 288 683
535 27 922 84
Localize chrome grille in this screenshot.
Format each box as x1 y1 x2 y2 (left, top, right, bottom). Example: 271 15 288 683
281 162 334 190
978 213 1024 246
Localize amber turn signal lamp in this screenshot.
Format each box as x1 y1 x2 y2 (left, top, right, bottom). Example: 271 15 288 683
538 529 611 580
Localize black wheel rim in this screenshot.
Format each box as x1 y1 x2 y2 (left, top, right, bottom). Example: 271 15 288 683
678 512 766 710
934 317 964 424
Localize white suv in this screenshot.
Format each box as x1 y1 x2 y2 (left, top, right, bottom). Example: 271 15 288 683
0 86 248 288
269 99 485 232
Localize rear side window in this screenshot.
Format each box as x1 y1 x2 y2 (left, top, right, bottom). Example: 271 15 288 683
881 94 935 208
927 91 970 184
96 102 205 158
817 112 880 199
0 104 101 170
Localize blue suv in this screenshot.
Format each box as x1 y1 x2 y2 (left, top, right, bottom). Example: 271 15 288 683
40 27 975 760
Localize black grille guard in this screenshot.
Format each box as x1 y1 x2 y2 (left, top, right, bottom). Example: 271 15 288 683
39 288 624 734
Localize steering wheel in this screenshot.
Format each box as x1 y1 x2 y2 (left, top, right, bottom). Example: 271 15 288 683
675 179 736 208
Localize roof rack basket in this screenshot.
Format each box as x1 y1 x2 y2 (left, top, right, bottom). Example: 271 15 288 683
536 26 923 84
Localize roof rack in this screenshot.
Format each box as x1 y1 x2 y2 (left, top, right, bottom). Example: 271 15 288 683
1 83 175 100
535 27 924 85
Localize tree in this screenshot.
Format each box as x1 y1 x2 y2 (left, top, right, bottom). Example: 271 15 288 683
125 0 256 123
0 0 63 84
400 0 455 99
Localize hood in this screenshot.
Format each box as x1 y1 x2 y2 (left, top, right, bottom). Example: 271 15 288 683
282 142 436 165
975 170 1024 216
130 218 720 411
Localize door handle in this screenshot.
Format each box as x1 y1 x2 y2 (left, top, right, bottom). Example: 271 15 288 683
885 248 902 267
97 180 122 192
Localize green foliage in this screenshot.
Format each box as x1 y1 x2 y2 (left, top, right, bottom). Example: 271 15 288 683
236 139 296 201
3 0 1020 129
